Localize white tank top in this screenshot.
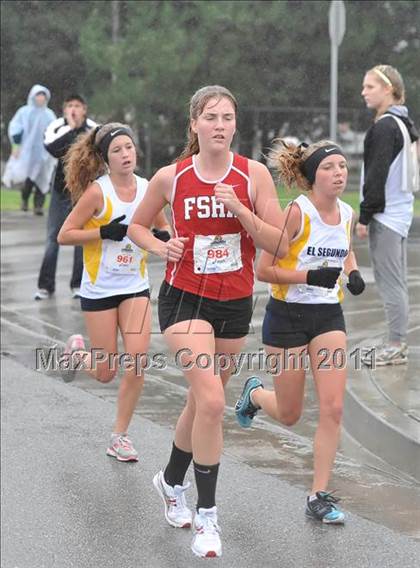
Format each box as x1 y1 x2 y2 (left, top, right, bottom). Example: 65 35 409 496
80 173 149 299
271 194 353 304
360 114 415 238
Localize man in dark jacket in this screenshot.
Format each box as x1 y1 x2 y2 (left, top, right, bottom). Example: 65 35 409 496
34 94 96 300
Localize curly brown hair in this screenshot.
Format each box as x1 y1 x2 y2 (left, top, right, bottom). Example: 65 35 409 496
176 85 238 162
64 122 134 203
269 139 342 191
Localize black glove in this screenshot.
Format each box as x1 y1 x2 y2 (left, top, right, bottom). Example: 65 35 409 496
99 215 128 241
346 270 365 295
307 267 341 289
152 227 171 242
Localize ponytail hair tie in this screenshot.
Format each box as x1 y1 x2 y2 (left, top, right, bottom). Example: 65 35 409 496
92 125 102 140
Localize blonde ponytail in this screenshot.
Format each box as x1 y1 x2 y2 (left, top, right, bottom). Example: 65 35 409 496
270 139 341 191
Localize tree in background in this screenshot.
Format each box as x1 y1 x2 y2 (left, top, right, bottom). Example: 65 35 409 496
1 1 92 117
2 0 419 175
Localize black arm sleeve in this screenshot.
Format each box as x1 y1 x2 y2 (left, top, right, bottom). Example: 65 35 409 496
45 128 83 159
359 118 402 226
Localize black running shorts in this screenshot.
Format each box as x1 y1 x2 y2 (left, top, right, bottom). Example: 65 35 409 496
158 281 252 339
80 289 150 312
262 297 346 348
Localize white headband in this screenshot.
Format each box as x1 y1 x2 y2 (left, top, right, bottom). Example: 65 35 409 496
373 68 393 87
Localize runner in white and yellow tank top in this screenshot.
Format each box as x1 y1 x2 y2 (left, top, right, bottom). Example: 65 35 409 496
80 172 149 300
58 122 170 462
271 193 353 305
235 140 365 526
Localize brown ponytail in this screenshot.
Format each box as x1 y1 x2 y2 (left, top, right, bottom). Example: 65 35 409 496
176 125 200 162
64 122 131 203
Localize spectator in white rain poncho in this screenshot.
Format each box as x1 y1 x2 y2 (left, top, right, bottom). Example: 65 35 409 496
3 84 56 215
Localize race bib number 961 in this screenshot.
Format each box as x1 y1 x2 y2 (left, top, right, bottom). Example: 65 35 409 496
298 258 342 297
104 240 142 274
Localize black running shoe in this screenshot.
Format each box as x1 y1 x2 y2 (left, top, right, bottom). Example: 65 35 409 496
305 491 345 524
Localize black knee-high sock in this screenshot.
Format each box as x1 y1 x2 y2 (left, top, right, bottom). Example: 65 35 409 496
164 442 193 487
194 461 219 510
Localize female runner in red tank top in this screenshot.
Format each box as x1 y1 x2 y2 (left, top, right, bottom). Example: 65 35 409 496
128 85 289 558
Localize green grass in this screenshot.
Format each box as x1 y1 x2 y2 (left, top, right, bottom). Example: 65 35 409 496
1 186 419 216
1 187 50 211
277 186 420 216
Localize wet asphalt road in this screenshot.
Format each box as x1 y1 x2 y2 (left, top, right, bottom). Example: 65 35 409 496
3 356 420 568
1 209 420 565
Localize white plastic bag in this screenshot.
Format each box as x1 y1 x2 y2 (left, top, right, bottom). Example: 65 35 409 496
2 155 27 188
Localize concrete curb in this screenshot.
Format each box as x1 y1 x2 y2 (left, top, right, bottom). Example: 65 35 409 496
344 368 420 482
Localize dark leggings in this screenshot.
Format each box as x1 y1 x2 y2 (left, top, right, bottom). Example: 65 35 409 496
21 178 45 209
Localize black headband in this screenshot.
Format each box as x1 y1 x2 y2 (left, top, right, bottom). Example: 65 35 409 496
301 145 345 185
96 127 135 163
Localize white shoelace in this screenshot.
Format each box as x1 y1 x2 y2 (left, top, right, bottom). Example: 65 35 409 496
173 482 191 508
197 513 220 535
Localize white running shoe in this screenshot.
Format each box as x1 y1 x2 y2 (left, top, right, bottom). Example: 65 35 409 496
106 434 138 462
366 342 408 366
152 470 192 528
34 288 51 300
191 506 222 558
61 334 86 383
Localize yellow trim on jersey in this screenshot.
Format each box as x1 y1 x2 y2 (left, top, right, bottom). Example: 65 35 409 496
271 213 311 300
345 218 352 242
140 251 148 278
337 279 344 302
337 218 352 303
337 219 352 303
83 196 113 284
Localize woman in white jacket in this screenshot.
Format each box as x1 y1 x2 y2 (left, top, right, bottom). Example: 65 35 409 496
356 64 419 366
4 84 56 214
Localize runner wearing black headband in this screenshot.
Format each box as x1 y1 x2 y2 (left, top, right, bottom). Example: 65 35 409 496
57 122 170 462
236 138 365 525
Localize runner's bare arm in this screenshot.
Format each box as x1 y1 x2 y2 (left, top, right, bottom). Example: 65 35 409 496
251 160 289 255
57 183 104 245
214 161 289 258
128 165 186 260
256 202 308 284
343 212 359 275
153 208 172 233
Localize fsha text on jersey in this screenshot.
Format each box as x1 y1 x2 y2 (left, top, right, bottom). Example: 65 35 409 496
184 195 236 220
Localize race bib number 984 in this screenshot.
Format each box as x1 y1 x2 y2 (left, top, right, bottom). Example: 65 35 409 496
193 233 242 274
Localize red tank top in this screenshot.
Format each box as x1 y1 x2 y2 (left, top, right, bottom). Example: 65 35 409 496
165 153 256 300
